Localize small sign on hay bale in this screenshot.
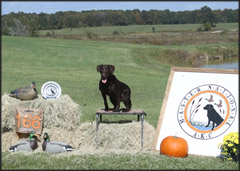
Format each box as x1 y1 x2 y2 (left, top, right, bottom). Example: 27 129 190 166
2 94 81 132
15 107 43 135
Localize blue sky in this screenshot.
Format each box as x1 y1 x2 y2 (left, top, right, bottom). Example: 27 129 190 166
1 1 239 15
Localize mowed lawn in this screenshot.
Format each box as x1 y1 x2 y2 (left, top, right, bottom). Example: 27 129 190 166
1 36 238 170
2 36 171 127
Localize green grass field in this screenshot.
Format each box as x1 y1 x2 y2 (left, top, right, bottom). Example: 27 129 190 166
2 152 238 170
38 23 238 36
2 36 172 127
1 35 239 169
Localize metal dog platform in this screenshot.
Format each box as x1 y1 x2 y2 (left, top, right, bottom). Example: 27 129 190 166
95 109 147 151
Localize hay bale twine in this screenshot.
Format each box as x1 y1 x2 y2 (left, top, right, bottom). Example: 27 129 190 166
1 94 81 132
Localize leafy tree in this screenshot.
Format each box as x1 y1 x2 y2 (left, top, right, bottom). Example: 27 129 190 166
141 10 150 24
49 15 58 29
160 9 172 24
199 6 217 26
148 10 158 24
204 22 211 31
223 9 238 23
135 11 144 24
9 19 31 36
37 12 48 29
1 6 238 36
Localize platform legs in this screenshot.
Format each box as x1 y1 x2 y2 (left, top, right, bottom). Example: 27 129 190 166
96 114 99 149
141 114 144 151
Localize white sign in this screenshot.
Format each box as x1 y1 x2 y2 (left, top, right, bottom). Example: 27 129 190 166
153 67 238 157
41 81 62 99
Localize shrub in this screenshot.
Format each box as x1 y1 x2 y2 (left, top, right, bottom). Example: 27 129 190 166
45 32 51 37
204 22 211 31
218 132 239 162
31 30 39 37
112 31 119 35
2 29 10 35
197 26 203 32
220 30 227 35
211 24 216 27
85 30 98 39
152 27 155 33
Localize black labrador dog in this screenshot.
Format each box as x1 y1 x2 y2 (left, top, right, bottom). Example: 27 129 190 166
97 64 132 112
204 104 224 130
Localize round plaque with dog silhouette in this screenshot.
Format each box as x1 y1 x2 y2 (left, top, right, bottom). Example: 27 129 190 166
177 84 237 140
41 81 62 99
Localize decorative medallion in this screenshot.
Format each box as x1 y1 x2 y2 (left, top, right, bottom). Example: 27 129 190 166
41 81 61 99
177 84 237 140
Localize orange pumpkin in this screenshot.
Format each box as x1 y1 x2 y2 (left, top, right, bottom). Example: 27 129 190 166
160 136 188 157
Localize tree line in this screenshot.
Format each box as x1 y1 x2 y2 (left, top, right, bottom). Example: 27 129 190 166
1 6 238 36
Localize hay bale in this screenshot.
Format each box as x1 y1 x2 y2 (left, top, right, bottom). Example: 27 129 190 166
2 121 156 155
94 121 155 152
2 94 156 154
1 94 81 132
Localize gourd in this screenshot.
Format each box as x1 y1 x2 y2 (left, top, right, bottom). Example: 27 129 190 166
160 136 188 157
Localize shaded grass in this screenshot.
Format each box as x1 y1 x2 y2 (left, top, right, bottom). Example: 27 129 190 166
2 152 238 170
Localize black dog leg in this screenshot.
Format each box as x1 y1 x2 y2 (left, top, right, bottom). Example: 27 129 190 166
205 119 210 128
110 96 117 110
122 99 131 112
113 93 120 112
211 123 215 131
101 92 109 111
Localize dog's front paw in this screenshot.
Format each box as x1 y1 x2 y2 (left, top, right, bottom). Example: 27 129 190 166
104 108 109 111
113 108 120 112
122 108 130 112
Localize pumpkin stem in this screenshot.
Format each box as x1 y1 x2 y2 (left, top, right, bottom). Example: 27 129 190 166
174 132 178 138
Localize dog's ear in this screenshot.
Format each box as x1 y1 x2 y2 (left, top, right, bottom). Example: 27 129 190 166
208 104 213 111
97 65 102 73
109 65 115 74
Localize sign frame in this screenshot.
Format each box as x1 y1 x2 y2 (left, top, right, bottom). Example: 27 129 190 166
153 67 238 156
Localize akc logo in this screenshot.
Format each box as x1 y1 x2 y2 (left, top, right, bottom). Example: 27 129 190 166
177 84 237 140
